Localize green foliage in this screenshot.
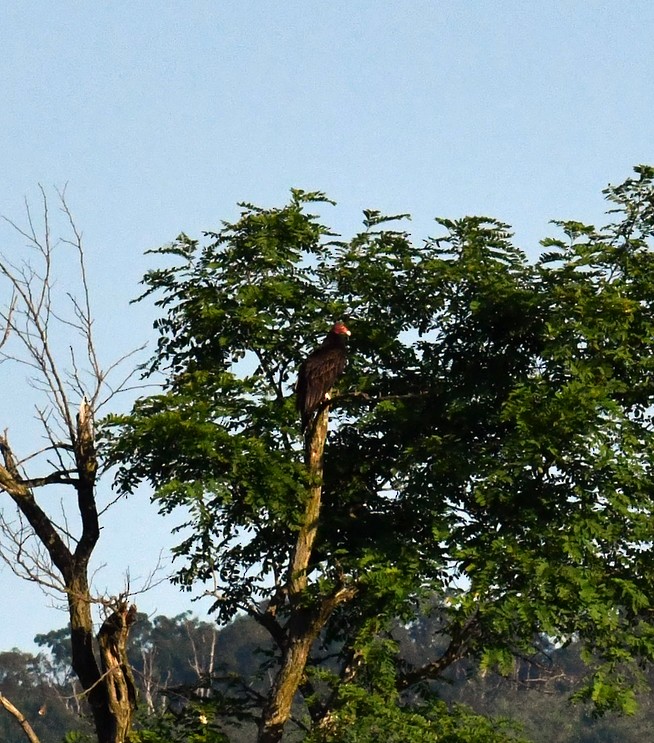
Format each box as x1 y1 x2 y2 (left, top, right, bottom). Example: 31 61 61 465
63 733 94 743
307 694 526 743
131 704 229 743
306 630 527 742
106 166 654 737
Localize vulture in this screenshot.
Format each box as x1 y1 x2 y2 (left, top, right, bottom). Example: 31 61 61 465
296 321 351 432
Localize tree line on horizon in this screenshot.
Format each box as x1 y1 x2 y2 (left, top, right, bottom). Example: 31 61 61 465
1 610 653 743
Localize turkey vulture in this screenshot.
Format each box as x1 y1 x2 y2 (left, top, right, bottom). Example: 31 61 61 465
296 321 351 432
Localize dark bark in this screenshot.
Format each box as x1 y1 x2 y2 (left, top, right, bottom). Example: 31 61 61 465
0 431 137 743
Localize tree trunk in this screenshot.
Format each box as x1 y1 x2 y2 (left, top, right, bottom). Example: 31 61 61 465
68 576 138 743
257 404 330 742
289 403 330 594
97 603 138 743
258 609 319 743
0 435 137 743
67 572 114 740
258 401 356 742
258 585 356 743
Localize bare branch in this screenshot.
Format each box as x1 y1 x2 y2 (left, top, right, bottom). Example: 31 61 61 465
0 692 41 743
397 610 480 690
0 291 16 350
0 187 147 740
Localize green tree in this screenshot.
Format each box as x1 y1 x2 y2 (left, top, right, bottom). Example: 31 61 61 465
108 166 654 741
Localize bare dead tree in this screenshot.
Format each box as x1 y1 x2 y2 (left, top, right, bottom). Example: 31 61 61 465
139 645 159 715
0 187 144 743
185 618 218 700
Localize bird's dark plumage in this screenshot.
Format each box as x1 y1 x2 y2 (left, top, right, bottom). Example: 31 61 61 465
296 322 351 433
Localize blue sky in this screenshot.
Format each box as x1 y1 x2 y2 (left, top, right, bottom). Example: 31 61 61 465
0 2 653 650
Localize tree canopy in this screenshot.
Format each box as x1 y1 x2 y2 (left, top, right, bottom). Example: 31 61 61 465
108 166 654 741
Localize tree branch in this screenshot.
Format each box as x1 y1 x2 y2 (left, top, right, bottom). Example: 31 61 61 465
397 611 479 690
0 693 41 743
0 433 73 577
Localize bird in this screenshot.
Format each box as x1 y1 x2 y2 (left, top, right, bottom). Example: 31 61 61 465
296 321 351 433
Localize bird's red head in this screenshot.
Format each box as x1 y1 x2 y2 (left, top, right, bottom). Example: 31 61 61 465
331 321 351 336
